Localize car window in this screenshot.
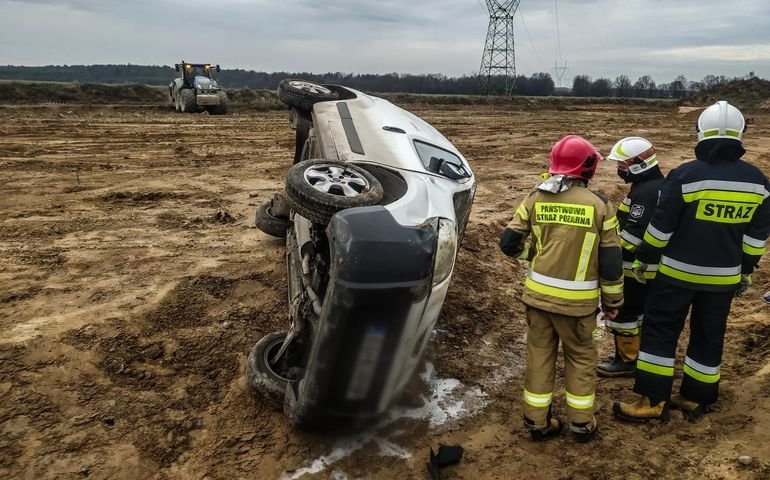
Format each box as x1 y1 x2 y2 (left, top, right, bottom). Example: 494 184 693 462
413 140 469 179
414 140 461 170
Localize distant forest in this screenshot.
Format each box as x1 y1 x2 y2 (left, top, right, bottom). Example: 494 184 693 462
0 64 754 98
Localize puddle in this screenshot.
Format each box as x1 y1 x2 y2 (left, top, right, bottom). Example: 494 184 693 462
282 362 488 479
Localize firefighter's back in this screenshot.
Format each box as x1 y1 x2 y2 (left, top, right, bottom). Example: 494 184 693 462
521 184 621 316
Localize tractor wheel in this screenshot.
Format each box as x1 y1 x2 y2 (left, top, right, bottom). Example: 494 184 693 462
180 89 196 113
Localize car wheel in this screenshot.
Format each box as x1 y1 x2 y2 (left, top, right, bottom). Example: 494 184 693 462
278 79 339 111
246 331 295 407
285 159 383 224
255 200 289 238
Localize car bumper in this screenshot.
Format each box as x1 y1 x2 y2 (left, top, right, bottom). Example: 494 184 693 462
286 206 446 428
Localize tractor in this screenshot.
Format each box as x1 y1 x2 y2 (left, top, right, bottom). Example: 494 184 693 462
169 61 228 115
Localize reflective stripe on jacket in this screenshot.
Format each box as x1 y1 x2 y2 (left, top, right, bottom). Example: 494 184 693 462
506 183 624 316
637 150 770 292
617 167 664 281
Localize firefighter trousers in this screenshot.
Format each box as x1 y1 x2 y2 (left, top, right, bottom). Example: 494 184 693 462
523 307 597 427
634 278 734 406
607 278 650 337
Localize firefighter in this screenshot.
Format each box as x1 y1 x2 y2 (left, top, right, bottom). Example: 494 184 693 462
500 135 624 442
614 101 770 422
597 137 665 377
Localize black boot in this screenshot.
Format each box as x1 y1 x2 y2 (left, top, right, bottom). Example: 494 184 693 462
570 417 598 443
597 335 638 378
597 355 635 377
524 409 563 442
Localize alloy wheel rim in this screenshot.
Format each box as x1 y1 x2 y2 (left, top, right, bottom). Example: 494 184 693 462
304 164 370 197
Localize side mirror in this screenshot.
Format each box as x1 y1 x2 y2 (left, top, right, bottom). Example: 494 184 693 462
216 65 221 73
175 64 180 72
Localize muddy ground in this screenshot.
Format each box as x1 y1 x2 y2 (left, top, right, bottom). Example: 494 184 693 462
1 102 769 480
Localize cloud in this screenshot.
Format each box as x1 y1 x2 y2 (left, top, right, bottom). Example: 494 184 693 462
0 0 768 81
646 45 770 62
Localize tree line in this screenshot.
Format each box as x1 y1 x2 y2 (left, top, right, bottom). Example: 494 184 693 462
0 64 753 98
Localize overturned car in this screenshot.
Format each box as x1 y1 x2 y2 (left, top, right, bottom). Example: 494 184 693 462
249 79 475 429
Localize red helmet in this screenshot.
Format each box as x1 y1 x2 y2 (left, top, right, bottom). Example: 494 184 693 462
548 135 602 180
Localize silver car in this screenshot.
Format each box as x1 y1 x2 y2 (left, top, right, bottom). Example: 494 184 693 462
250 79 475 429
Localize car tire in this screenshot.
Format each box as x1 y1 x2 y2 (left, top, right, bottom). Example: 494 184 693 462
278 79 339 111
255 201 289 238
285 159 383 224
180 89 196 113
246 331 294 407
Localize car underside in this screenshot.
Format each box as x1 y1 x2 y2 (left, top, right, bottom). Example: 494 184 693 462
249 79 475 429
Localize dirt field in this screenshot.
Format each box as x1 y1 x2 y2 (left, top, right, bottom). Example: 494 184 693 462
1 101 769 480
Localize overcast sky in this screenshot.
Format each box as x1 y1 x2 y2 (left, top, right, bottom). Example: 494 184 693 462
1 0 769 85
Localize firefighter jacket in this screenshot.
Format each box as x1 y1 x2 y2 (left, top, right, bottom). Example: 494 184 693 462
636 139 770 292
617 165 665 282
500 179 624 317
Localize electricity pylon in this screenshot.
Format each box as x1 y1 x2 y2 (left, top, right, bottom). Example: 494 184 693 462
479 0 520 96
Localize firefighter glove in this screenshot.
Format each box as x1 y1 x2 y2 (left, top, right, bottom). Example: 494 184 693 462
735 274 752 298
631 259 648 285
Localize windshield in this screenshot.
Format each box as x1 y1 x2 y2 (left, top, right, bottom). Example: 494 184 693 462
185 65 214 79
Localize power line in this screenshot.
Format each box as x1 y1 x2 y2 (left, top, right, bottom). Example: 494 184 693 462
554 0 563 62
516 5 546 73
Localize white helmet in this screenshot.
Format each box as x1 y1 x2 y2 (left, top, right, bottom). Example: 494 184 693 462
607 136 658 175
697 100 745 143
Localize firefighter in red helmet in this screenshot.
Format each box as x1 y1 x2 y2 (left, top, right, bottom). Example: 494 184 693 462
500 135 624 442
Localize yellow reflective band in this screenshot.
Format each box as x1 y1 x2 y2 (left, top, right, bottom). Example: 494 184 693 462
565 392 595 410
603 216 619 231
683 364 721 384
637 359 674 377
742 243 766 256
575 232 597 281
620 238 638 252
615 143 628 158
601 282 624 294
534 203 595 228
623 269 656 279
644 230 668 248
515 204 529 222
531 225 543 270
523 390 553 408
682 190 765 205
695 200 757 224
618 202 631 213
515 242 532 260
658 264 741 285
525 277 600 301
702 128 742 139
